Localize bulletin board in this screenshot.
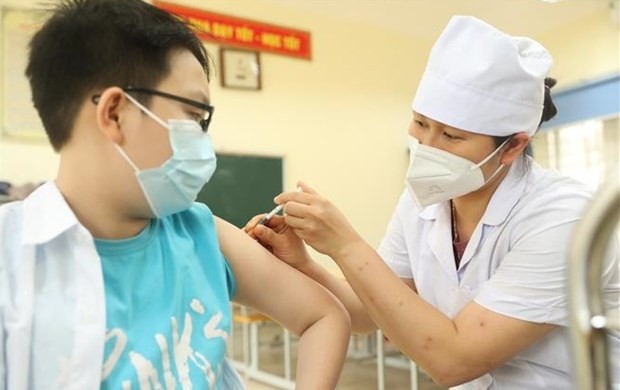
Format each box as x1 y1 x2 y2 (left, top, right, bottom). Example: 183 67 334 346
197 153 283 228
0 7 47 140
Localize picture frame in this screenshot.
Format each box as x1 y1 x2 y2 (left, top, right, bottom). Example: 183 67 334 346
219 48 261 90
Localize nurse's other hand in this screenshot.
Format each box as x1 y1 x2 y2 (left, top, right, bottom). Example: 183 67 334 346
275 181 364 259
244 214 312 271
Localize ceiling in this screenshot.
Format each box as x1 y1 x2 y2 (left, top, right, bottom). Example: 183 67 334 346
263 0 613 41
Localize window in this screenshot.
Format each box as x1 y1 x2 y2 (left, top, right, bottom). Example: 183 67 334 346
532 116 619 189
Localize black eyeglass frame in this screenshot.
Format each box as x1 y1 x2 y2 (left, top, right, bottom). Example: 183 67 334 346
91 86 215 133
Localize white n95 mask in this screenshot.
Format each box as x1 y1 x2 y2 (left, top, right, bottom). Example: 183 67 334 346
114 93 217 218
405 136 509 208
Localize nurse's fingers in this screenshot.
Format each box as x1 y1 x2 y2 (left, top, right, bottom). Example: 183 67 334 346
244 214 289 239
263 215 289 234
283 213 309 232
275 182 317 205
295 181 317 195
243 214 266 233
283 201 319 224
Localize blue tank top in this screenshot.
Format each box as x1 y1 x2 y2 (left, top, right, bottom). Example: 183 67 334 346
95 203 237 389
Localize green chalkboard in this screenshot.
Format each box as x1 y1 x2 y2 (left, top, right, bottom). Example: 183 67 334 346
196 154 283 228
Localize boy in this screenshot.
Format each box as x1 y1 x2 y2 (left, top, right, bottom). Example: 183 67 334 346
0 0 350 389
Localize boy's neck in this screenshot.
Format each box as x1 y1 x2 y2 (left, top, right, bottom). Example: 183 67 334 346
55 160 149 240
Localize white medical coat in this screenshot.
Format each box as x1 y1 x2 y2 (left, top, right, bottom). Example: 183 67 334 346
378 159 620 389
0 182 244 389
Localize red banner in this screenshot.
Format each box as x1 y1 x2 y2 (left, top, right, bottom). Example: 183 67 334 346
154 1 312 60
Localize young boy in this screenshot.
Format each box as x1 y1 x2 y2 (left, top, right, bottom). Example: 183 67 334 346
0 0 350 389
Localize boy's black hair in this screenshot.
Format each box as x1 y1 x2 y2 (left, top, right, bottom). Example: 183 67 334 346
26 0 211 151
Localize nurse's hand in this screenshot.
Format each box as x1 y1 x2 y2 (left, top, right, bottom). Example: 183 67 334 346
244 214 312 271
275 182 363 259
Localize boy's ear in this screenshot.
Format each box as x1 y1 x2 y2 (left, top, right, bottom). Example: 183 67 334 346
94 87 127 145
500 132 530 165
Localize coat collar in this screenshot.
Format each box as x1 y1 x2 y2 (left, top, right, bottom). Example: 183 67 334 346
22 181 81 245
479 157 529 227
414 158 530 275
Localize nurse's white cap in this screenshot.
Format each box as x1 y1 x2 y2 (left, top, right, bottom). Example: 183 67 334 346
412 15 552 136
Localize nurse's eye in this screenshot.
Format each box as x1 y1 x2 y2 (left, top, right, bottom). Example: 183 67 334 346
442 131 459 140
414 120 425 128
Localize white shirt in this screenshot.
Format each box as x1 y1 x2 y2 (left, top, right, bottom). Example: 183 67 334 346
378 159 620 389
0 182 244 390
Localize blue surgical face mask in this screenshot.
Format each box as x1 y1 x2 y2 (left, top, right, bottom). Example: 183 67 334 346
114 93 217 218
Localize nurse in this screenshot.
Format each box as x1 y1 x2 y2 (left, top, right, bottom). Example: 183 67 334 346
246 15 620 389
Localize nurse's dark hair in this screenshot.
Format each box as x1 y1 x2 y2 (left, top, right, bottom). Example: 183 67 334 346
493 77 558 157
26 0 211 151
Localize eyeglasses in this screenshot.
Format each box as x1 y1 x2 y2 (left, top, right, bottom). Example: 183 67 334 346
91 86 215 133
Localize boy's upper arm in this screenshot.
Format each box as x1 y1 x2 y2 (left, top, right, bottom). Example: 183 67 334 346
215 217 341 335
221 255 237 299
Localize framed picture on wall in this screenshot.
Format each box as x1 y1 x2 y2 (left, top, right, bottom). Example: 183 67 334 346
219 48 261 90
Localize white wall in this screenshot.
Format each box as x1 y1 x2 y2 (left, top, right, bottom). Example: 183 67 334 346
0 0 617 267
0 1 59 183
198 0 427 255
538 8 619 88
